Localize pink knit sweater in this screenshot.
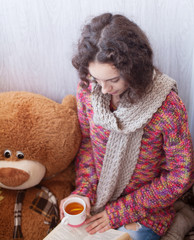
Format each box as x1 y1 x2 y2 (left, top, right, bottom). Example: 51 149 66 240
72 83 194 236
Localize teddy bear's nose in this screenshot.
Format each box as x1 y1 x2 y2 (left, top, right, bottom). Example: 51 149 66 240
0 168 29 187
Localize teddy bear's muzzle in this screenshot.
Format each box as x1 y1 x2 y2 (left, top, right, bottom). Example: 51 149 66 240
0 168 29 187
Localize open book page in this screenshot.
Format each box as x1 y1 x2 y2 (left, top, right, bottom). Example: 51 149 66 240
43 222 131 240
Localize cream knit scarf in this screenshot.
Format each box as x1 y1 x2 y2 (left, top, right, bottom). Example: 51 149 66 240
91 72 177 214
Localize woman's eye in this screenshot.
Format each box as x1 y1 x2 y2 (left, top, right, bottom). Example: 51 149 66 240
111 77 120 83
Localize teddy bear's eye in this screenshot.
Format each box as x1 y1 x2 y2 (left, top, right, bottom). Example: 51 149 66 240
16 151 24 159
4 150 12 158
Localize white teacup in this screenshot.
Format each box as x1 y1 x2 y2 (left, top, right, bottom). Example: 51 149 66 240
61 197 86 227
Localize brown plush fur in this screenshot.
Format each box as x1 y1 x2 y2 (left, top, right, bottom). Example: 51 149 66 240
0 92 81 240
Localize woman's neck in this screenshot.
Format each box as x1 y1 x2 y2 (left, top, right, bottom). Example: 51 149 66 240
111 95 120 107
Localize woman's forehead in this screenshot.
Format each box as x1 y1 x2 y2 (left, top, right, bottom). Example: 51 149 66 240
88 62 119 80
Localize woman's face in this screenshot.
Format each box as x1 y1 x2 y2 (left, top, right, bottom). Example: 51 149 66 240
88 61 129 96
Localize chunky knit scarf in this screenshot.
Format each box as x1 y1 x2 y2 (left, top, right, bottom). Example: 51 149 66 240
91 72 178 213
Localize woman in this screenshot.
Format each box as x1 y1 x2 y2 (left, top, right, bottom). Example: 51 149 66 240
60 13 193 240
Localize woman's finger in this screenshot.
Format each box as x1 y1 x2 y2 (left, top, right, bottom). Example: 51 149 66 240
99 224 111 233
87 220 110 234
85 211 102 224
86 211 110 234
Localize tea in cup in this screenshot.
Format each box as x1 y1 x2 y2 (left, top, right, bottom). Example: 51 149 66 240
61 197 86 227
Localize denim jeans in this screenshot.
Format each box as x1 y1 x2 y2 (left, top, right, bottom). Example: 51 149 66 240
118 224 161 240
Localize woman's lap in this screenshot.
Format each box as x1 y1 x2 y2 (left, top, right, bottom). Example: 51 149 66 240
117 224 160 240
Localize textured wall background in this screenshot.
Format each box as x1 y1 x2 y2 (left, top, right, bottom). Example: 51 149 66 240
0 0 193 139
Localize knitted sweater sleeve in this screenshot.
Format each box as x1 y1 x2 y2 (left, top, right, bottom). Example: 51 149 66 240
105 91 194 228
71 83 98 205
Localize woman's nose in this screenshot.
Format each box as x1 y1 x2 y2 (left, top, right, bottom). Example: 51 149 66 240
101 81 112 94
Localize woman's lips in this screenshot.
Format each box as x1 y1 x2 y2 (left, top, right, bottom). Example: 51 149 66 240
109 91 118 95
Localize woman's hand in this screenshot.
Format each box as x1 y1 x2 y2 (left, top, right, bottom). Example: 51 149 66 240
59 194 91 220
85 210 111 234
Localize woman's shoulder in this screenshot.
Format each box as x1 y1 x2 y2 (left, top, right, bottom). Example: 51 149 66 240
77 81 92 94
161 90 187 113
154 89 188 127
76 81 92 102
147 90 189 133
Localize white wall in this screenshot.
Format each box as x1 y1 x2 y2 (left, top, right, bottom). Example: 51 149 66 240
0 0 193 139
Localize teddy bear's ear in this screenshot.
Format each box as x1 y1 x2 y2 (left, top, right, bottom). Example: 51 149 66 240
62 95 77 111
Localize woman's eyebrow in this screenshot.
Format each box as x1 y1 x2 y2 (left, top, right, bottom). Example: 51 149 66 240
89 73 119 81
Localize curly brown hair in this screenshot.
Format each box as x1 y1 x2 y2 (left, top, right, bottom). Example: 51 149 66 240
72 13 155 101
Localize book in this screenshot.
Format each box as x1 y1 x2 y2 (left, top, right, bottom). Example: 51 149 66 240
43 222 132 240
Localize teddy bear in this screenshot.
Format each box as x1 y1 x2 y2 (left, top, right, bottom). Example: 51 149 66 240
0 91 81 240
